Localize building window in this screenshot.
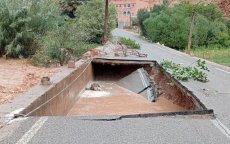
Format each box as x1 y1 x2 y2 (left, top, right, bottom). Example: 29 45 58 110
123 11 126 16
127 11 130 16
124 3 131 8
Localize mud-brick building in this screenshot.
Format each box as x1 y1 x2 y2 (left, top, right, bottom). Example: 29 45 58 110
110 0 160 28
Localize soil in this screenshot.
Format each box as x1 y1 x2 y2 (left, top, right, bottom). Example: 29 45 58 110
150 67 196 110
217 0 230 17
0 58 61 104
68 82 185 116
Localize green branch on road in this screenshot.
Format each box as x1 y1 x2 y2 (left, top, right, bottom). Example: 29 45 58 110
160 59 209 82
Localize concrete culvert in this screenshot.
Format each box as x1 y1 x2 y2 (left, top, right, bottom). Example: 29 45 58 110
117 68 157 102
19 58 213 118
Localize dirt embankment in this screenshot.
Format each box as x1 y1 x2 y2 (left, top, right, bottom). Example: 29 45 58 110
0 59 61 104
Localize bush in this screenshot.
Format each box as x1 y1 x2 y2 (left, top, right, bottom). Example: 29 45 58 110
142 3 229 50
76 0 116 43
0 0 59 58
119 38 140 49
31 50 51 67
137 9 150 36
1 0 117 66
144 7 189 49
137 1 168 36
33 14 102 66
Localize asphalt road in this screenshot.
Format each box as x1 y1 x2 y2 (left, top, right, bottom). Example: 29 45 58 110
1 29 230 144
112 29 230 128
1 117 230 144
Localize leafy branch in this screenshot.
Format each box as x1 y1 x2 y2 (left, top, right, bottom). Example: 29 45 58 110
160 59 209 82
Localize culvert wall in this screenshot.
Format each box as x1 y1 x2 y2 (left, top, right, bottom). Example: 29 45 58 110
20 58 213 117
22 61 93 116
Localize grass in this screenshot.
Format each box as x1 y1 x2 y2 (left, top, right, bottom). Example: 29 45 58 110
119 37 140 49
192 47 230 66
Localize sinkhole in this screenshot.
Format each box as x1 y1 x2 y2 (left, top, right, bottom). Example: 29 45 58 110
20 58 213 118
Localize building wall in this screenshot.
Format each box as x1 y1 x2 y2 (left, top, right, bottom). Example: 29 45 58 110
110 0 220 28
111 0 157 28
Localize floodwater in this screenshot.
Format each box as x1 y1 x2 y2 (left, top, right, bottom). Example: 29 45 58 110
68 82 185 116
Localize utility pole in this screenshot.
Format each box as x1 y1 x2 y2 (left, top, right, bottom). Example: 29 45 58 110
185 3 201 55
185 11 195 55
103 0 109 44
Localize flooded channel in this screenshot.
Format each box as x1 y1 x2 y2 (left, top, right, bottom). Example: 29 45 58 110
20 58 212 117
67 82 185 116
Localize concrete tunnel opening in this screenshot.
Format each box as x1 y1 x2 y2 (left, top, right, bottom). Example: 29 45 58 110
20 58 213 118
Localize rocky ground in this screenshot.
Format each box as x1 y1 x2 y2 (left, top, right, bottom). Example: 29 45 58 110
0 59 61 104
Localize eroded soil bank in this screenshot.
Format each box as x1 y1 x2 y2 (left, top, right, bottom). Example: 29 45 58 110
0 59 61 104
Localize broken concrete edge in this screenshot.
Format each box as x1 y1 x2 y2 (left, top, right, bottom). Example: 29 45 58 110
65 109 214 121
93 57 213 112
0 57 215 126
117 67 156 102
156 63 209 111
0 58 92 125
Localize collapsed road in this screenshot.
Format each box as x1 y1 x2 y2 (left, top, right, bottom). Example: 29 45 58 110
0 29 230 143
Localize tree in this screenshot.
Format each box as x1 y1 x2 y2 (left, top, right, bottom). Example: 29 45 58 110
59 0 89 18
181 3 223 54
0 0 59 57
137 0 168 36
137 9 150 36
143 7 189 49
142 3 228 51
76 0 116 43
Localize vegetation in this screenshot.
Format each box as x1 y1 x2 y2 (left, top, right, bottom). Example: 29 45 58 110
160 59 209 82
137 0 168 36
137 2 230 51
0 0 58 57
0 0 116 66
119 38 140 49
137 2 230 66
192 47 230 66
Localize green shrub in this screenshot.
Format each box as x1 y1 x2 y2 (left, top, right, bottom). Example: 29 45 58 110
144 7 189 49
31 50 51 67
137 9 150 36
1 0 116 66
119 38 140 49
0 0 59 58
141 3 229 50
76 0 116 43
35 18 101 66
